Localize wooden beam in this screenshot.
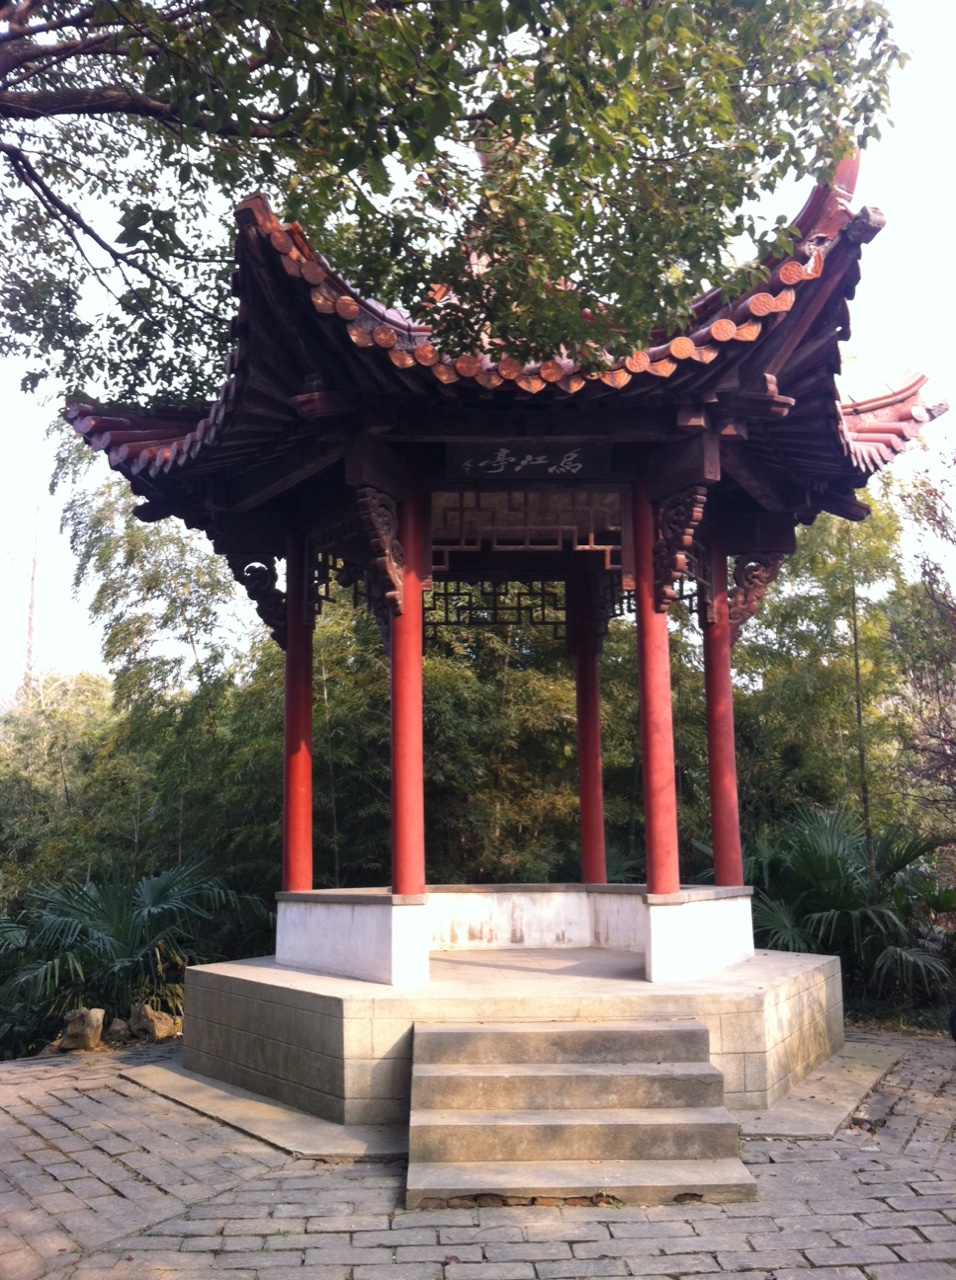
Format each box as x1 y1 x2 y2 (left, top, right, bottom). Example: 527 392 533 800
812 490 871 522
215 438 346 513
718 510 797 555
345 435 411 501
377 405 676 440
645 430 720 503
703 534 744 887
380 429 677 445
292 390 363 418
720 440 795 513
714 373 795 421
132 498 182 523
208 510 288 558
632 477 680 895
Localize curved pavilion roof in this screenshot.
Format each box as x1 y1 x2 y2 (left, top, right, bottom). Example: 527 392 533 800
70 158 944 556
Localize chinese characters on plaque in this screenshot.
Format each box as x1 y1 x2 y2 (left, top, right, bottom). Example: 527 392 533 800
445 445 612 481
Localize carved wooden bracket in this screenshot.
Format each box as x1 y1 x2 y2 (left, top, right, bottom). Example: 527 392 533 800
653 485 708 612
226 553 287 648
728 552 785 644
356 486 404 615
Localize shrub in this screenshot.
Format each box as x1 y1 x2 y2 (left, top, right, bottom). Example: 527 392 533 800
749 806 955 1003
0 860 274 1059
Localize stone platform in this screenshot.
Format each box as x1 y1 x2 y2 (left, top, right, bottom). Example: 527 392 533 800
184 946 844 1125
275 883 756 985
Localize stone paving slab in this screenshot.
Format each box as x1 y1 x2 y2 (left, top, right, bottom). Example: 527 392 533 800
123 1063 405 1160
0 1030 952 1280
731 1041 903 1139
121 1037 901 1161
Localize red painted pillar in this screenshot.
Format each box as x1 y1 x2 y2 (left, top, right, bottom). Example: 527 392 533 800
283 532 313 892
632 478 681 895
571 575 607 885
390 492 426 896
703 534 744 886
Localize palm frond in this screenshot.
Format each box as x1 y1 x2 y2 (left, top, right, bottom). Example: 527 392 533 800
872 945 954 996
2 950 85 1007
752 895 812 952
0 857 251 1047
0 919 29 951
803 902 903 951
872 826 938 882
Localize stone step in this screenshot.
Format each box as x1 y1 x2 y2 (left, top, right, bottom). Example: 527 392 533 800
413 1019 710 1065
409 1105 739 1163
411 1060 725 1111
405 1157 757 1208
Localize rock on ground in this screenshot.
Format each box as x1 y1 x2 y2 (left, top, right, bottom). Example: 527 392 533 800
129 1003 182 1042
60 1006 104 1050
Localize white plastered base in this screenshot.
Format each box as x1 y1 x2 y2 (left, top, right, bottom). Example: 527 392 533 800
275 884 754 986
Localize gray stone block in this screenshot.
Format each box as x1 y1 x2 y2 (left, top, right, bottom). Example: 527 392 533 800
409 1107 740 1163
405 1159 756 1208
411 1062 725 1111
181 1045 347 1124
413 1021 710 1065
865 1267 956 1280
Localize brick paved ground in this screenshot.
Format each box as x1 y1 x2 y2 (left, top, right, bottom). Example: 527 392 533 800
0 1030 953 1280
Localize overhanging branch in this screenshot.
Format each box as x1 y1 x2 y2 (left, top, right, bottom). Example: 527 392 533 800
0 139 220 320
0 85 283 137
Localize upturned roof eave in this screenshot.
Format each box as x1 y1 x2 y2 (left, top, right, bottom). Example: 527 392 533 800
68 155 943 519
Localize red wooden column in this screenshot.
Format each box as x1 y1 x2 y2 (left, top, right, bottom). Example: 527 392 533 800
390 491 426 897
703 534 744 885
283 531 313 892
632 478 681 895
570 573 607 885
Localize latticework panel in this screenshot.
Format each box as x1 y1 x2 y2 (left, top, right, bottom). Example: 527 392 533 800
431 489 624 574
424 580 567 641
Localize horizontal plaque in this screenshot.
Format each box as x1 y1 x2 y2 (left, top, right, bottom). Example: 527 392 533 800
446 444 612 481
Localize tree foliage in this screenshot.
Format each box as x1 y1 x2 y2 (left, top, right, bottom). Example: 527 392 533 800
1 0 902 396
0 858 274 1057
886 582 956 832
732 502 909 833
884 452 956 832
749 805 955 1003
62 476 246 702
424 612 578 883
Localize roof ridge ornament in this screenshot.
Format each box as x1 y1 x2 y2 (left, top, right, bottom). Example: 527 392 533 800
845 206 887 244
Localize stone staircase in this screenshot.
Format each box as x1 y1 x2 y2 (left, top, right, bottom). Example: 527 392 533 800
405 1020 756 1208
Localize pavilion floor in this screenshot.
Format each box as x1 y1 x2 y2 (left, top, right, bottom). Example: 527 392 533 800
183 946 843 1125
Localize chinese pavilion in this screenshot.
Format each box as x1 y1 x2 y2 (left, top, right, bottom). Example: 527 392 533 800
72 156 943 1204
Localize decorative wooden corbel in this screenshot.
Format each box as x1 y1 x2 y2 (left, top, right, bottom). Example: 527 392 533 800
225 553 288 647
356 486 404 615
728 552 785 644
653 485 708 612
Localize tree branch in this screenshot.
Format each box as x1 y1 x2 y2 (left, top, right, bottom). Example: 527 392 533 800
0 84 287 137
0 0 48 30
0 4 97 43
0 139 220 320
0 138 133 259
0 33 129 81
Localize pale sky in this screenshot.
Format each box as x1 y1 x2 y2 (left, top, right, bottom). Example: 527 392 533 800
0 0 952 707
